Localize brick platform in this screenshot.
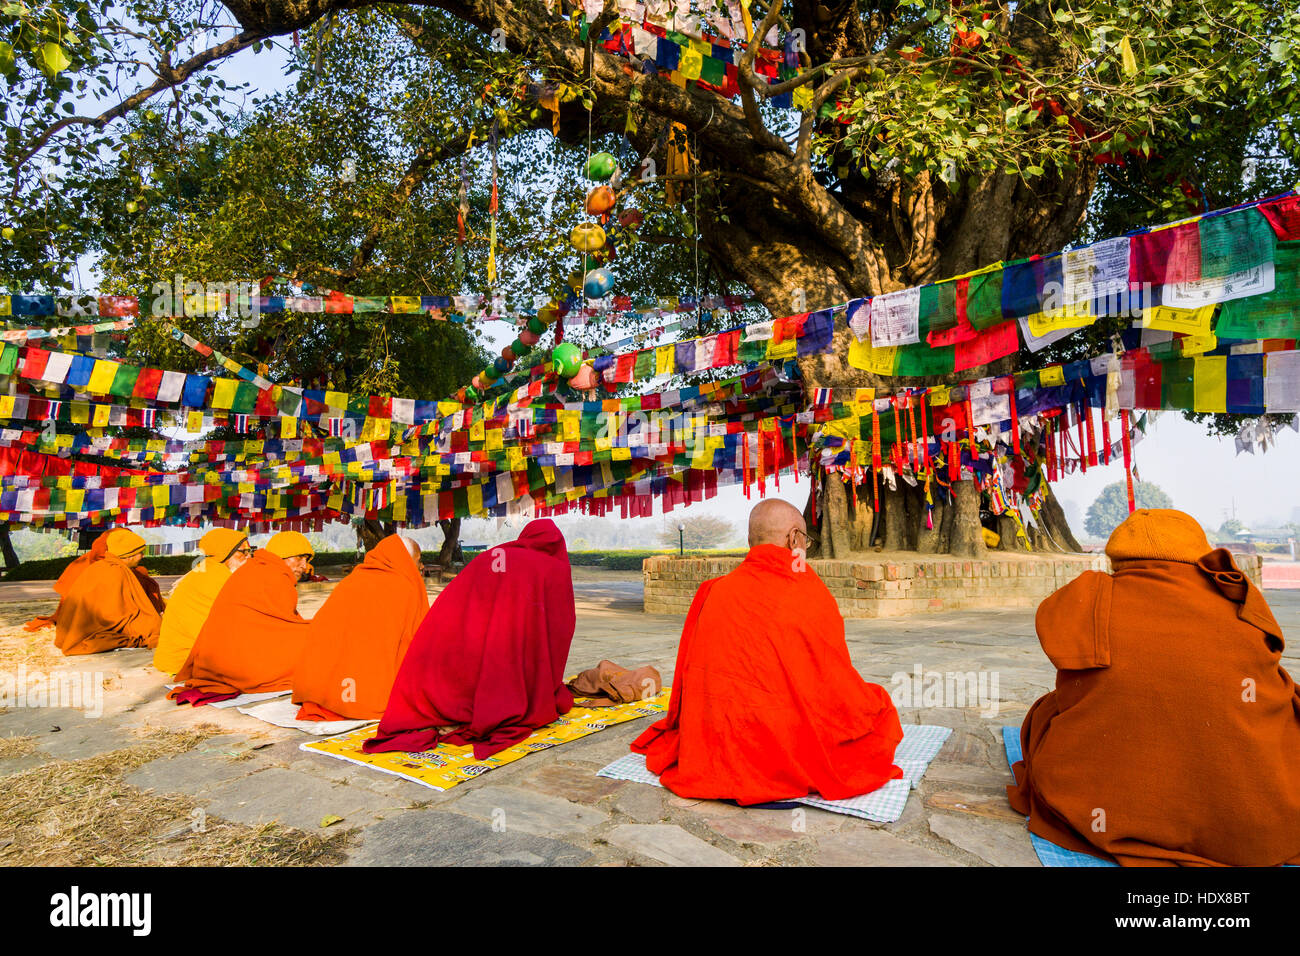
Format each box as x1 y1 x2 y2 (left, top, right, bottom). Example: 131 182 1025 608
644 551 1267 618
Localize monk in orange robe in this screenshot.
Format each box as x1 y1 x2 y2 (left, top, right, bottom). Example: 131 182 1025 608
152 529 253 676
52 529 163 656
1008 509 1300 866
292 535 428 720
169 531 314 701
631 499 904 805
24 533 109 630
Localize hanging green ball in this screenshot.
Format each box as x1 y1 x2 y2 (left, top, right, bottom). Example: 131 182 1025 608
526 316 545 334
511 337 529 357
551 342 583 378
464 386 479 402
585 152 617 181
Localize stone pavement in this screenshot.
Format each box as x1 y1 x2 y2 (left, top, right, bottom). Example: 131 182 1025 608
2 569 1297 867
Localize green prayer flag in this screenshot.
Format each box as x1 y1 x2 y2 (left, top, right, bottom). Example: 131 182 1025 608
964 267 1004 330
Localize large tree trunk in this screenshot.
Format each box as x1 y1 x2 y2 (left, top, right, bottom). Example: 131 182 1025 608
0 526 19 570
437 517 462 570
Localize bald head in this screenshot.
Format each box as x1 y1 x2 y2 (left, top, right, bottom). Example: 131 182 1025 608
400 536 422 564
747 499 807 550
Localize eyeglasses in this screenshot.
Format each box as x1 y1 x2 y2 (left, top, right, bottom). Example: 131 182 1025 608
791 528 820 544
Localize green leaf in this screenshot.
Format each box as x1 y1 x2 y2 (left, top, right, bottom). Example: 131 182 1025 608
36 42 71 77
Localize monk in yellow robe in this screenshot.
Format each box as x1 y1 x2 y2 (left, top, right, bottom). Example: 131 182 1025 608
152 529 254 676
292 535 428 721
1009 509 1300 866
170 531 314 702
53 529 164 656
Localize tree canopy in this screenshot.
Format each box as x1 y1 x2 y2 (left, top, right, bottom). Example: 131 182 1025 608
1084 479 1174 538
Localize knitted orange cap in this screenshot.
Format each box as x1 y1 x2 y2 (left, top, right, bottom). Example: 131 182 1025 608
1105 508 1212 564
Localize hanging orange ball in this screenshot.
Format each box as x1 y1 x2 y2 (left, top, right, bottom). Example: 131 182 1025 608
585 185 616 216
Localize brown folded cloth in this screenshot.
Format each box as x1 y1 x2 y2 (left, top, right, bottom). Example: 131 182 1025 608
567 660 663 707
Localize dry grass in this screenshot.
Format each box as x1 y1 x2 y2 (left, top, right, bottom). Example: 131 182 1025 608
0 611 66 673
0 726 352 867
0 735 38 759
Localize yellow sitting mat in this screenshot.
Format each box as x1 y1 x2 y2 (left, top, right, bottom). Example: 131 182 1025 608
297 688 671 792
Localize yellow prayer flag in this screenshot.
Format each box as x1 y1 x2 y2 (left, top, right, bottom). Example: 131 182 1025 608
1180 333 1217 356
66 489 84 514
793 85 813 110
212 379 239 409
92 404 110 427
1141 304 1215 335
656 345 675 377
612 446 632 461
70 401 90 424
1039 365 1066 387
766 336 797 361
848 338 898 375
679 47 703 81
0 296 10 316
390 296 421 314
1193 356 1228 413
186 411 204 432
87 360 119 394
0 395 14 419
1026 309 1095 337
486 428 504 451
467 482 483 515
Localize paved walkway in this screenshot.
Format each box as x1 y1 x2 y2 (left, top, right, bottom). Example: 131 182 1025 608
2 571 1296 866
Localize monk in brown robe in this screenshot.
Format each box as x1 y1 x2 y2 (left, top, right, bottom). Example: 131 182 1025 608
52 529 163 656
1009 509 1300 866
292 535 428 721
170 531 314 701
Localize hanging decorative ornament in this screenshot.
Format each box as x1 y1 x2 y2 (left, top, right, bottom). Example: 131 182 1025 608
538 300 562 325
585 185 617 217
569 364 599 389
502 346 516 364
518 329 540 346
583 268 615 298
510 336 529 356
551 341 584 377
618 208 644 230
492 355 510 374
569 222 607 252
526 316 545 334
585 152 618 181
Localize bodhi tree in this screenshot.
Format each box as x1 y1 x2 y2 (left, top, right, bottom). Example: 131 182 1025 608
4 0 1299 557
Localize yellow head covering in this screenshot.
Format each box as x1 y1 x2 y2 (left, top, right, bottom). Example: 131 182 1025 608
1106 509 1212 565
199 528 249 562
104 528 147 558
265 530 315 559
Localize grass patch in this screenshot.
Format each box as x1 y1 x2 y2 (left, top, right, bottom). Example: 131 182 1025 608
0 614 67 672
0 735 37 758
0 726 352 866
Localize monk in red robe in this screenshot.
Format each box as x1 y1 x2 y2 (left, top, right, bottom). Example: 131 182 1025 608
632 499 904 806
364 519 575 758
52 529 163 656
169 531 314 702
1008 509 1300 866
292 535 428 721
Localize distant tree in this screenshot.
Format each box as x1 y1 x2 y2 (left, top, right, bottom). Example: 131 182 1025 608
660 516 739 551
1219 518 1246 536
1084 482 1174 540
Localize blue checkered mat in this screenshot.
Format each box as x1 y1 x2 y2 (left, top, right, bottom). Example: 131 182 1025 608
1001 726 1119 868
597 723 952 823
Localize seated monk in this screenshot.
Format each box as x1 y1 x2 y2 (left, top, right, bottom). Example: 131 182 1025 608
169 531 314 701
53 529 164 656
631 499 904 806
152 529 254 676
364 519 575 758
292 535 428 721
1009 509 1300 866
24 533 110 631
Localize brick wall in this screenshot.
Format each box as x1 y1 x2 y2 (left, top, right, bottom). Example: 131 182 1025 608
644 553 1111 618
644 551 1266 617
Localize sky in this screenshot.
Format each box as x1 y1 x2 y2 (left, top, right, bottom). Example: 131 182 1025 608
69 25 1300 546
